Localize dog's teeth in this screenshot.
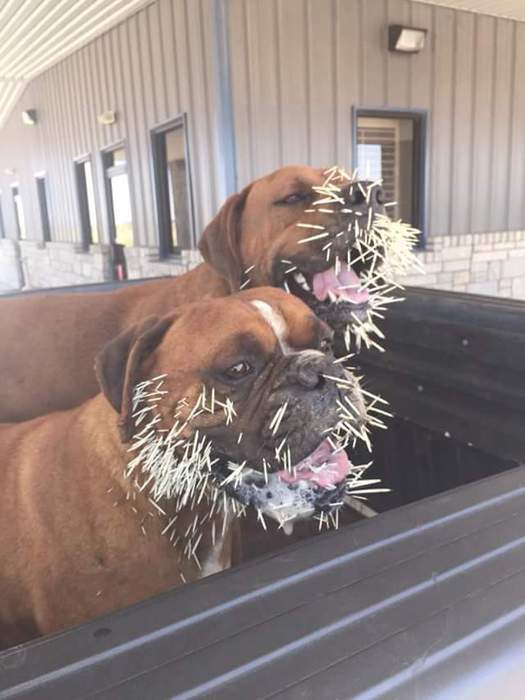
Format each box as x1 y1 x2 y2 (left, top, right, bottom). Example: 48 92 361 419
328 290 338 304
293 271 310 292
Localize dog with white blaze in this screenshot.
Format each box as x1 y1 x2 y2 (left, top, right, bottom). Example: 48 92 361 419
0 288 388 650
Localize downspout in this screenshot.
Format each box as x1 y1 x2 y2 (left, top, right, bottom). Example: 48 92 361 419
213 0 238 198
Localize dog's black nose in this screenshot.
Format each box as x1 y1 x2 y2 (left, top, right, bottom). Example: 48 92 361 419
289 351 326 390
342 181 385 217
373 185 386 205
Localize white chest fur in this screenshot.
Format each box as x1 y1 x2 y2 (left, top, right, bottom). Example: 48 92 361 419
200 532 229 578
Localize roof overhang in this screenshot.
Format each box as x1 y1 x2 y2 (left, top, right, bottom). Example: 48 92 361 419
416 0 525 22
0 0 154 130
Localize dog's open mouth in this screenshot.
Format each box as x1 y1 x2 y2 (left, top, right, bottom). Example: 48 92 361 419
215 439 351 533
284 261 370 328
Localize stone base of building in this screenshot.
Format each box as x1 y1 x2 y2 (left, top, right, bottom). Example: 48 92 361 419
17 241 114 289
0 241 203 292
0 239 24 291
1 232 524 300
397 230 525 300
125 247 202 279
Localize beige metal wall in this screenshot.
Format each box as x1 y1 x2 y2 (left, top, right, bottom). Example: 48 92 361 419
229 0 525 236
0 0 226 247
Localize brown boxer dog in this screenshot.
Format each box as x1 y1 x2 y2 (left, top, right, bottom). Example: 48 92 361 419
0 288 366 649
0 165 383 422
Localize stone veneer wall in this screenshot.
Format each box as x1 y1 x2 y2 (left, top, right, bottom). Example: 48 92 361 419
397 230 525 300
17 241 114 289
1 232 524 298
0 241 203 291
0 239 24 290
125 247 203 280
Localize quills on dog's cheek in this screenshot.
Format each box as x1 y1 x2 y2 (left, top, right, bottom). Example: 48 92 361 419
126 379 248 570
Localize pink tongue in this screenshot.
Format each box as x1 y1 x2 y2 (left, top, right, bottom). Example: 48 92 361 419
278 439 350 488
312 265 369 304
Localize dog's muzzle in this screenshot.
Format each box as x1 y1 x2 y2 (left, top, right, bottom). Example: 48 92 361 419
212 439 351 534
274 181 386 334
210 351 365 531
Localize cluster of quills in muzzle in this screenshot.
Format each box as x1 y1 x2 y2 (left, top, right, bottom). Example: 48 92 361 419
241 165 422 354
123 370 391 569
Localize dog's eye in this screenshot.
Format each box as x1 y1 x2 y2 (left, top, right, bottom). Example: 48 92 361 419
223 361 253 381
276 192 307 206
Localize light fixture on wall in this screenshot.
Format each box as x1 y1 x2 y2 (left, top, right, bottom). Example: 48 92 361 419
97 110 117 126
388 25 427 53
4 168 16 176
21 109 37 126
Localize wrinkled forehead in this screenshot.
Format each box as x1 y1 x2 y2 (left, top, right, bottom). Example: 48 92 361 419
247 295 328 354
156 295 327 383
253 165 326 200
209 298 326 361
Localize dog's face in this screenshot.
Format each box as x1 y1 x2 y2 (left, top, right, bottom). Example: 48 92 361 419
199 165 386 340
96 288 367 527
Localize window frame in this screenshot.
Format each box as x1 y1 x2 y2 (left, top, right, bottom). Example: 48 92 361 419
35 172 52 243
150 114 196 258
101 140 135 246
352 107 428 248
74 155 99 250
10 183 26 241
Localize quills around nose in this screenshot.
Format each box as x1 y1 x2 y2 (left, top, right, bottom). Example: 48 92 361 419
292 165 423 352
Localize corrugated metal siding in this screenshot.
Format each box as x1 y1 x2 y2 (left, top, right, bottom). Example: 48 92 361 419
229 0 525 236
0 0 226 247
1 0 524 245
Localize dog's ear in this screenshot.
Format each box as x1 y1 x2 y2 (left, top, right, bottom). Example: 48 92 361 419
198 185 251 291
95 315 175 443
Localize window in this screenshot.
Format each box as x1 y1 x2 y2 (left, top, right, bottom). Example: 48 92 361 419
75 158 99 248
102 145 133 280
35 175 52 242
151 117 194 256
11 185 26 240
102 146 133 248
0 191 5 238
354 109 426 240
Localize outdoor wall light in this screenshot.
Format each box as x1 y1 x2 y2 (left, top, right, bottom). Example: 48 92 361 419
97 110 117 125
388 25 427 53
21 109 37 126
